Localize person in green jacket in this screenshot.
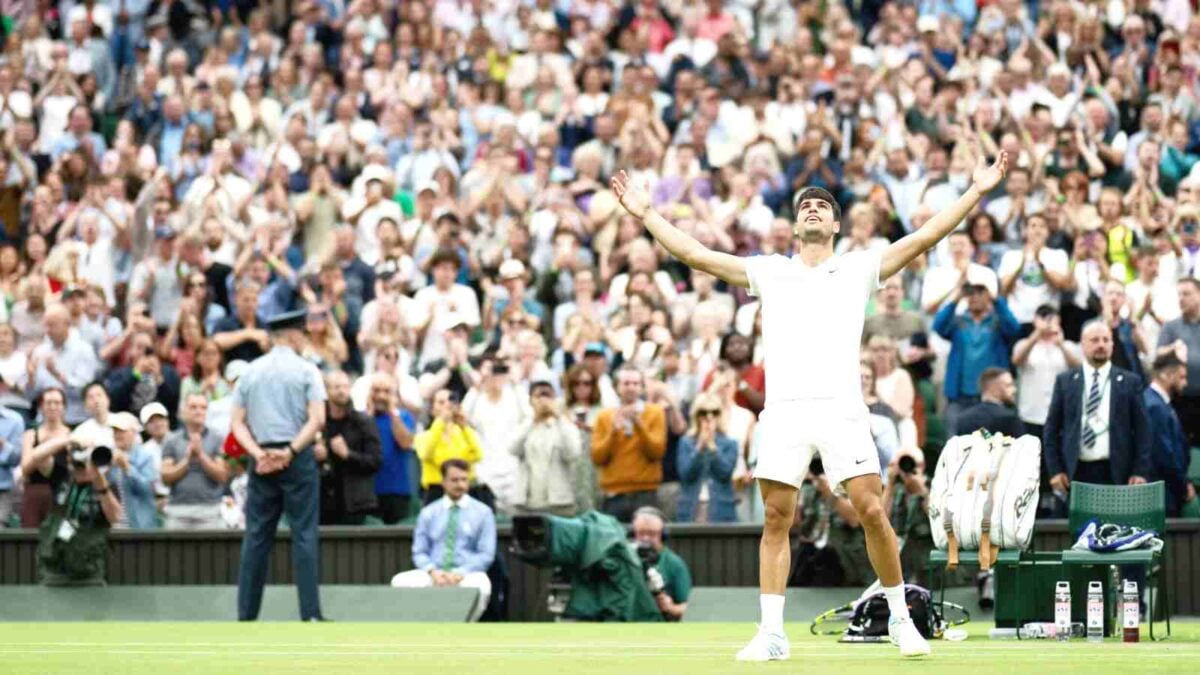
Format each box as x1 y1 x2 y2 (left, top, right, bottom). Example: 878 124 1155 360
632 506 692 621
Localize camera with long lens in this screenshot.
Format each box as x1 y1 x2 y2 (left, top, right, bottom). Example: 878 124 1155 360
70 444 112 469
897 455 918 475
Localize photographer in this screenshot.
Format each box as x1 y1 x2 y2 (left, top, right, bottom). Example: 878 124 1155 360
36 429 122 585
790 460 869 587
883 452 933 587
632 506 691 621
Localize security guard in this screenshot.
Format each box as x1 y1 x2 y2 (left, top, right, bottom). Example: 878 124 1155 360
231 309 328 621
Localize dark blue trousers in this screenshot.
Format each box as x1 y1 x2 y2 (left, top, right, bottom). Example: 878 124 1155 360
237 451 322 621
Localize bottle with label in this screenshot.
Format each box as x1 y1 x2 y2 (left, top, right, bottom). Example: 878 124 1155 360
1054 581 1071 642
1122 579 1140 643
1086 581 1104 642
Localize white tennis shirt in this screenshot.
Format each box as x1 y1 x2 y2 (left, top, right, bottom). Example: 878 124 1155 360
745 249 884 412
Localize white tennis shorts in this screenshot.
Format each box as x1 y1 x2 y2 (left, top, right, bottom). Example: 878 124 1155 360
753 401 880 490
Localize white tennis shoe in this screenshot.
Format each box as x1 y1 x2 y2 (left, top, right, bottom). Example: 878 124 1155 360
735 628 790 661
888 617 931 657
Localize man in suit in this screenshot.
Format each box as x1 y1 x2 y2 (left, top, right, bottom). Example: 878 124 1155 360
1044 320 1152 500
1143 354 1197 516
390 459 496 622
954 368 1025 437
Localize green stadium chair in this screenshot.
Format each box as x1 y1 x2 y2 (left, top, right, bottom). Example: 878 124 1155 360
1060 481 1170 640
1188 448 1200 487
927 549 1022 631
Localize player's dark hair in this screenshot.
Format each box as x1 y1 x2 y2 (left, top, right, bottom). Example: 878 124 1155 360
792 187 841 223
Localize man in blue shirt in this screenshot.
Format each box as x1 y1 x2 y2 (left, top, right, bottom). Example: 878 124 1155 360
0 404 25 526
231 309 328 622
369 372 416 524
933 282 1021 434
390 459 496 622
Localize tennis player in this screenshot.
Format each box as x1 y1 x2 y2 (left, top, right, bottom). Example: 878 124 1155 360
611 151 1007 660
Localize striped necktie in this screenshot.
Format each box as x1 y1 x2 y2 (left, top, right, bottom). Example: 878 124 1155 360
440 504 460 571
1081 371 1102 449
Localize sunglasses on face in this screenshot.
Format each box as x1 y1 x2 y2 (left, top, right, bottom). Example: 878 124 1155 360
697 409 720 419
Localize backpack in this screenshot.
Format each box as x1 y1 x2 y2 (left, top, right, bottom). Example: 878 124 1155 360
843 584 940 641
928 432 1040 569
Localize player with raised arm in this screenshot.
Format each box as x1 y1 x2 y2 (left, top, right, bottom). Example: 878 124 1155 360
611 151 1008 660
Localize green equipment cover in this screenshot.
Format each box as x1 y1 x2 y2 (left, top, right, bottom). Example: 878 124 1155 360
515 511 662 622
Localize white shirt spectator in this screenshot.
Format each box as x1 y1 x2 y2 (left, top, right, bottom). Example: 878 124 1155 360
997 247 1070 323
413 284 482 369
1017 340 1081 426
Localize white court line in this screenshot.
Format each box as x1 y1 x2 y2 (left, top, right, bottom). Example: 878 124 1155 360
4 640 1199 651
0 648 1195 658
0 647 1195 660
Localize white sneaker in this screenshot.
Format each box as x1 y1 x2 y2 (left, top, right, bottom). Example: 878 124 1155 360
735 628 790 662
888 617 931 658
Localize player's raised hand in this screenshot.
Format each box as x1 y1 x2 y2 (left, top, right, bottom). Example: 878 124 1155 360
971 150 1008 193
611 170 650 219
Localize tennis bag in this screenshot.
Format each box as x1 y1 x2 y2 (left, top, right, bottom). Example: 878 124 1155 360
843 585 940 640
928 432 1040 570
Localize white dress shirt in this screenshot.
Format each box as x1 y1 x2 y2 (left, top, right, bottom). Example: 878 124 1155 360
1078 361 1112 462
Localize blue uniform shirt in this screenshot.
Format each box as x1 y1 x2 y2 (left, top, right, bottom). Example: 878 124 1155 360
233 345 327 444
412 494 496 574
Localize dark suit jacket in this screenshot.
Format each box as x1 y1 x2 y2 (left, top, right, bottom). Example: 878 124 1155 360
953 401 1026 438
320 408 383 521
1143 387 1192 514
1043 366 1151 485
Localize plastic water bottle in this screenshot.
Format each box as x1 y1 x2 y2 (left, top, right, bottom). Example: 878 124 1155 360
1122 580 1140 643
1054 581 1071 641
1086 581 1104 642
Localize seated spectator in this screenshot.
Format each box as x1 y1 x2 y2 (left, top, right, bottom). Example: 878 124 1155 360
26 304 99 426
138 402 172 503
367 372 416 525
866 335 918 449
390 459 496 623
415 389 483 504
106 412 159 529
18 388 70 527
1013 305 1081 438
509 379 582 517
632 506 691 621
103 335 180 424
0 402 22 525
953 368 1025 438
676 393 738 523
161 393 230 530
933 282 1021 432
74 382 116 451
315 371 382 525
591 366 667 523
463 356 531 512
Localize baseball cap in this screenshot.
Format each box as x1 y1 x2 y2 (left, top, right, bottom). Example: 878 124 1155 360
584 342 607 357
154 225 177 240
498 259 526 281
436 311 471 334
417 180 440 196
139 402 168 426
108 411 143 433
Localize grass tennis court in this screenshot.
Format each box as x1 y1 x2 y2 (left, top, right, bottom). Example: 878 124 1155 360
1 621 1198 673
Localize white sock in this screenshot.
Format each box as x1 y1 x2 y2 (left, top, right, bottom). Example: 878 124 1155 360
883 584 910 620
760 594 785 634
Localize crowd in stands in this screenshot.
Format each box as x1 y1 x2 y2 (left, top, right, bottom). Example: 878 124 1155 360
0 0 1198 550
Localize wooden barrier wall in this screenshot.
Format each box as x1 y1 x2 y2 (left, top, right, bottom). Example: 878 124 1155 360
2 520 1197 620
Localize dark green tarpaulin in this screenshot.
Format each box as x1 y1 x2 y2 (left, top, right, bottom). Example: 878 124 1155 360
522 511 662 622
